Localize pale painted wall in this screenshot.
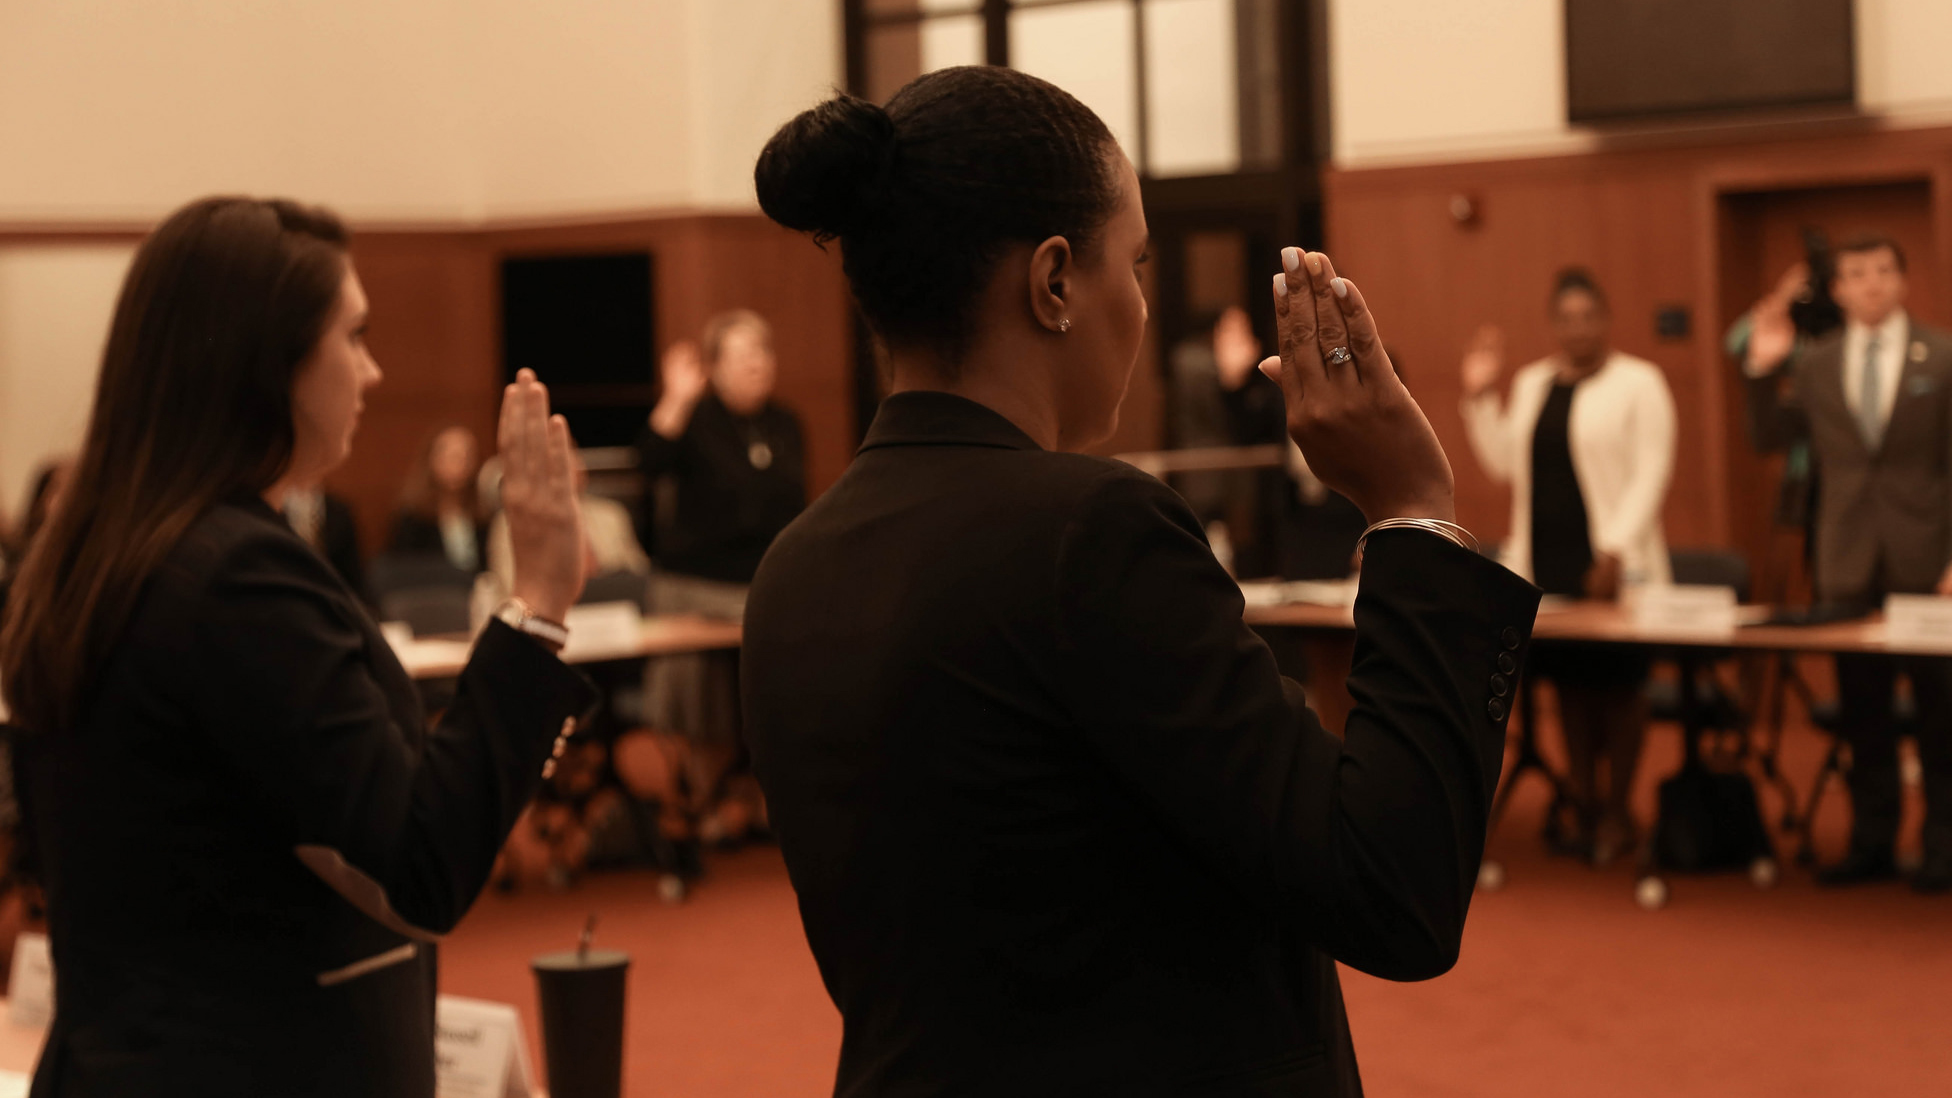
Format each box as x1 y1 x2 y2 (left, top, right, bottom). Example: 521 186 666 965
1331 0 1952 167
0 246 134 522
0 1 839 529
0 0 841 223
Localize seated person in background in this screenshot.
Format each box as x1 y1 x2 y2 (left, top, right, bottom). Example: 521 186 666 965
636 310 806 843
279 479 366 599
1460 267 1676 866
0 460 76 614
1165 307 1251 529
1216 306 1369 579
388 424 486 572
487 443 649 593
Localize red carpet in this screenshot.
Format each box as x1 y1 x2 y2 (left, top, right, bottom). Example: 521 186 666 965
441 716 1952 1097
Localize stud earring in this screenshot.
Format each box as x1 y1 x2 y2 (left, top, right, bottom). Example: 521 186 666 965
1058 319 1072 333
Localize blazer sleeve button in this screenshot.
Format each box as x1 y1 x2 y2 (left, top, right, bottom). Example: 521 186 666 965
1490 673 1510 697
1497 652 1517 674
1487 697 1508 722
1501 627 1522 651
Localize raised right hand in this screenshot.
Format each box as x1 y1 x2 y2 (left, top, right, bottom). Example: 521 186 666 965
650 341 710 438
1460 324 1504 398
1259 249 1456 526
499 369 586 624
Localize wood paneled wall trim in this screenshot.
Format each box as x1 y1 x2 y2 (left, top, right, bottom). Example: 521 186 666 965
1 210 853 559
1325 123 1952 592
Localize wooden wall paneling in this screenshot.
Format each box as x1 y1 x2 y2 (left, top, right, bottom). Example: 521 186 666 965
482 215 856 495
1327 123 1952 575
334 231 496 558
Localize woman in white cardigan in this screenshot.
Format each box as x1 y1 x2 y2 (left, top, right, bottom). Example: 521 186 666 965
1460 269 1677 865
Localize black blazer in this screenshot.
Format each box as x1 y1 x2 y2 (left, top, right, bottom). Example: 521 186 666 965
636 392 807 584
14 496 595 1097
742 392 1540 1097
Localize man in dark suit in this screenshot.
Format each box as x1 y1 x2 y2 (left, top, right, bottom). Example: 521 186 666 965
1746 234 1952 893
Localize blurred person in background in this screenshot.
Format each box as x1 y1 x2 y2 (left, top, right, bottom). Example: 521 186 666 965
1461 268 1676 866
0 197 594 1096
636 310 805 842
388 425 487 572
1217 307 1370 580
487 438 649 592
1 461 76 614
1165 307 1253 531
1744 234 1952 893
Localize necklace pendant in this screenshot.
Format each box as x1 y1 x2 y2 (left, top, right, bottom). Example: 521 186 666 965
748 440 774 470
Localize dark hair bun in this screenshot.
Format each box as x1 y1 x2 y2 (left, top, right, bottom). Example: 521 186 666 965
755 93 897 241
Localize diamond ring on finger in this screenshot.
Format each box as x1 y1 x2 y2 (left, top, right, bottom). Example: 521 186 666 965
1325 346 1354 366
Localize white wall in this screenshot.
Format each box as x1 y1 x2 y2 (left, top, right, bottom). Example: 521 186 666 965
1330 0 1952 168
0 246 134 522
0 1 839 526
0 0 841 224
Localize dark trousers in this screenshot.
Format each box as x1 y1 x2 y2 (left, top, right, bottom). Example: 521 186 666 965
1834 651 1952 855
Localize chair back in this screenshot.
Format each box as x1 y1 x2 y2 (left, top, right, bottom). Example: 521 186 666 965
379 586 473 637
580 570 649 611
368 552 475 600
1668 548 1751 602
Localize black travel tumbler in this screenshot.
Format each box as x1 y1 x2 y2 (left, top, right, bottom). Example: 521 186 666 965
532 945 630 1098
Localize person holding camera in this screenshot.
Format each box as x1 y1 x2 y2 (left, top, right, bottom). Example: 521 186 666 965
1744 234 1952 894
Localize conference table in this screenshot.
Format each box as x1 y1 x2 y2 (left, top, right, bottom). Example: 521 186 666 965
392 593 1941 906
395 612 743 680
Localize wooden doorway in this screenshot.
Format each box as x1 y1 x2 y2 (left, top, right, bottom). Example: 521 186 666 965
1716 178 1942 600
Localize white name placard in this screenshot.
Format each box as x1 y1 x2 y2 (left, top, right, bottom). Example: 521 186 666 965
7 933 52 1029
1627 584 1738 636
435 995 534 1098
562 601 644 660
1884 594 1952 649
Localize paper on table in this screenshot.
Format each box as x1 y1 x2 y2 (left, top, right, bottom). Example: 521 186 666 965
0 1069 26 1098
6 935 51 1029
435 995 534 1098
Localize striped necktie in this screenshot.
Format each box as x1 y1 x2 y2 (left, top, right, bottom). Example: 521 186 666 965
1860 333 1883 448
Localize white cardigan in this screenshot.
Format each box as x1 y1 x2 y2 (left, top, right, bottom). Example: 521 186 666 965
1460 352 1676 588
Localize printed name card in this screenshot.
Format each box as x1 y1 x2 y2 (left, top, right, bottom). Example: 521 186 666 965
563 601 644 659
1883 594 1952 648
1628 584 1738 636
7 933 52 1029
435 995 534 1098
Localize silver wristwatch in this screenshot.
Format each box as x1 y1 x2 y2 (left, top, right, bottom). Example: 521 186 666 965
495 597 570 653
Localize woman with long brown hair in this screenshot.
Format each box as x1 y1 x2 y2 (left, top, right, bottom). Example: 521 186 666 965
389 423 488 572
0 197 593 1097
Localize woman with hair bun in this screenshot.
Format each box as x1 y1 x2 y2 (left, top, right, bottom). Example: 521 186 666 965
741 67 1540 1096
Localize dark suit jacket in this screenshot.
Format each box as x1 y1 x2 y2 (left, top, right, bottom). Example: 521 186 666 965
14 496 595 1097
741 392 1541 1097
1746 318 1952 598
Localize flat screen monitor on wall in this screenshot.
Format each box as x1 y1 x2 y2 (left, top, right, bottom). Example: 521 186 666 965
1566 0 1854 123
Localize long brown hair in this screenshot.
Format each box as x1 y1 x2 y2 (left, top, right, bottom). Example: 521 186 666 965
395 426 482 522
0 197 349 734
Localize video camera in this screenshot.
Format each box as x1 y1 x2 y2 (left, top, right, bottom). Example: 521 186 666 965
1788 227 1844 340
